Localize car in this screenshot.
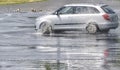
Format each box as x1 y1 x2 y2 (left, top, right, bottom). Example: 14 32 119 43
35 3 119 34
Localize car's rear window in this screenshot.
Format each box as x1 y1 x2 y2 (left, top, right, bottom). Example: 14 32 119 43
101 5 115 14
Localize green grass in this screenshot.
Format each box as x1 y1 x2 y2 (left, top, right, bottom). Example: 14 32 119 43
0 0 46 5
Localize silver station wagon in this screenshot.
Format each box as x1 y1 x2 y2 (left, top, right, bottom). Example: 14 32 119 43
35 3 119 34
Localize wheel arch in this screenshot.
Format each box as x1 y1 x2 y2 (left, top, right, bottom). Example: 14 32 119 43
39 20 53 29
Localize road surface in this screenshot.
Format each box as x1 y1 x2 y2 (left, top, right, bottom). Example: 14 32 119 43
0 0 120 70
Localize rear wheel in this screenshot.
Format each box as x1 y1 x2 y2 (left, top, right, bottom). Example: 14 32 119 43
37 23 52 34
86 23 98 34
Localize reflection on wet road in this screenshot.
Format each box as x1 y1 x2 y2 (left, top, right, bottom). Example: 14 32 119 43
0 12 120 70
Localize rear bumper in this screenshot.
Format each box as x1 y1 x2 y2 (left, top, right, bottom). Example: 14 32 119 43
98 22 119 30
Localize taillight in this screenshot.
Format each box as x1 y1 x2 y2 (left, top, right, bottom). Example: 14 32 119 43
102 14 110 21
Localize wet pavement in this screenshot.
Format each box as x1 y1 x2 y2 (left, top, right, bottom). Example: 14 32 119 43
1 0 120 68
0 11 120 70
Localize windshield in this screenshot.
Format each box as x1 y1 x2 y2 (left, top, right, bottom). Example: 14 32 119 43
53 6 75 14
52 6 65 14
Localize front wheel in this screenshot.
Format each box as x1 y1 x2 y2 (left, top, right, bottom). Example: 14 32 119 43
37 23 52 34
86 24 98 34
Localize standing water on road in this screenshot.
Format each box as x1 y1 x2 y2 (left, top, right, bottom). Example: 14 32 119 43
0 12 120 70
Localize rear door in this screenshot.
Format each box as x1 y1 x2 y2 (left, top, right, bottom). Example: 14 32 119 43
71 6 88 30
71 6 100 30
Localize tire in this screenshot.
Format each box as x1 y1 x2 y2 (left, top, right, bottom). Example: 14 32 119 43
86 23 98 34
37 23 52 34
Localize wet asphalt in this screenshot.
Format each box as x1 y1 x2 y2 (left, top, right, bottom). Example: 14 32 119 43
0 0 120 70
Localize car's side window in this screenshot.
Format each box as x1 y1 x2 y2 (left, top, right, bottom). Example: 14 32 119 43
75 6 89 14
57 6 74 14
88 7 100 14
75 6 100 14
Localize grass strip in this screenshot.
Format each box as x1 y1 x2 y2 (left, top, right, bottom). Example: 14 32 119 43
0 0 46 5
